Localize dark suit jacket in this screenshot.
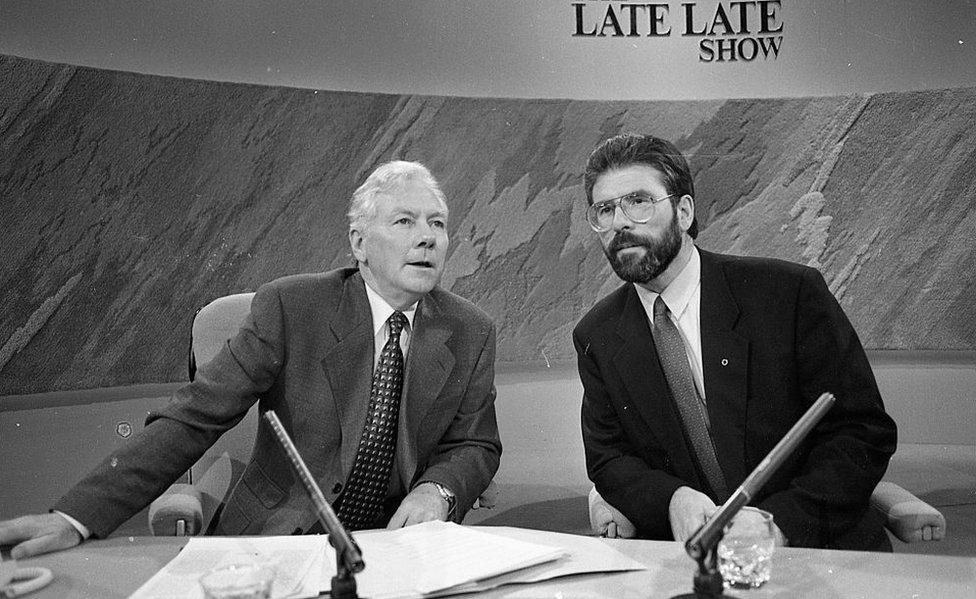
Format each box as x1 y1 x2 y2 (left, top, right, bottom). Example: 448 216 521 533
575 249 897 550
55 268 501 537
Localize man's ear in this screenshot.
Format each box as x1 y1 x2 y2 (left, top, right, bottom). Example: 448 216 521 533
349 228 366 264
677 195 695 232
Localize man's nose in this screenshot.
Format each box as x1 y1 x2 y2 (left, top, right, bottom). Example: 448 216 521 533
611 204 631 231
417 223 436 247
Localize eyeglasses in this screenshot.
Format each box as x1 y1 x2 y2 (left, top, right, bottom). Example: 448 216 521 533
586 192 677 232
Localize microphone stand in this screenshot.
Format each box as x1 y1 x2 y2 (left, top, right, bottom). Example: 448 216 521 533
264 411 365 599
672 392 837 599
673 493 749 599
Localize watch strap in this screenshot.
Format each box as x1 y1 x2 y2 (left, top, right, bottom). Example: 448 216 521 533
424 481 457 516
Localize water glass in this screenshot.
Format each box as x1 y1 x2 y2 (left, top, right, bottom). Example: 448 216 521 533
199 563 275 599
717 506 775 588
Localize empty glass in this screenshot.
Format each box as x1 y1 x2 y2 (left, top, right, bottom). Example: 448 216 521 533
198 563 275 599
717 507 776 588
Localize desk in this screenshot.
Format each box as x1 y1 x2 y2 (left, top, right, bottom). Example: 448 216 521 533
16 531 976 599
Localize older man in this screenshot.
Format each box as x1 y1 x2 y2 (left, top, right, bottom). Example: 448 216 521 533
575 134 897 550
1 161 501 557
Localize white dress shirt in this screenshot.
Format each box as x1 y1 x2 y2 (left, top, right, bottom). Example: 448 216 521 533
363 282 417 369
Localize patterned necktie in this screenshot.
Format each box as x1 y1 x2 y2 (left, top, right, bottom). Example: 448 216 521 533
337 311 408 530
652 296 729 502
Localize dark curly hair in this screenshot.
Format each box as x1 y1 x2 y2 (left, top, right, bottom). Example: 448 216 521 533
583 133 698 238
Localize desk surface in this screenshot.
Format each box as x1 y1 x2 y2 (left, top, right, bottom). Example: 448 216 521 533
15 531 976 599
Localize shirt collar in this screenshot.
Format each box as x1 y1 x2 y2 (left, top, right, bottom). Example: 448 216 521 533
363 281 418 336
634 246 701 319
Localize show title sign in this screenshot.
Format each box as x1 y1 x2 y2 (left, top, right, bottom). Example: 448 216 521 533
572 1 784 63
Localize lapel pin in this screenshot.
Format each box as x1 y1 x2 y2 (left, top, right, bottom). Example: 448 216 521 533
721 358 729 366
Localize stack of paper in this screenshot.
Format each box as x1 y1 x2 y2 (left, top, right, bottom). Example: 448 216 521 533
434 525 651 595
129 535 327 599
128 521 647 598
346 521 566 598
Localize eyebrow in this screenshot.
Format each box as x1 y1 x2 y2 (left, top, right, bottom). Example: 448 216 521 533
391 208 449 219
595 190 654 204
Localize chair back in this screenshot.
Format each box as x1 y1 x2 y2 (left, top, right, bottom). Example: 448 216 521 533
189 292 256 380
187 292 258 529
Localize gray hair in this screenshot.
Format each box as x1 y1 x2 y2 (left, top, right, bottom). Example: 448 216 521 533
347 161 448 232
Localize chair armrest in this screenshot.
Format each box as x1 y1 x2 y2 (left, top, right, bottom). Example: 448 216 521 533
588 486 637 538
148 483 203 536
471 480 500 510
589 482 946 544
871 481 946 543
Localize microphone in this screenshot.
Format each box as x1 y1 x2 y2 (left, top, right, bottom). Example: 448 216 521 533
263 410 364 598
685 392 836 560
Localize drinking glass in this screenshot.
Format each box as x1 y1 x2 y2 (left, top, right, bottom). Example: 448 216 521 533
717 506 776 588
199 563 275 599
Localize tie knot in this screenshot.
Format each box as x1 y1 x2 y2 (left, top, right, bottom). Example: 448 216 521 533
388 311 407 339
653 295 669 320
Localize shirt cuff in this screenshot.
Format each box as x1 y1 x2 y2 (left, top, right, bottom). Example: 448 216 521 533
54 510 91 540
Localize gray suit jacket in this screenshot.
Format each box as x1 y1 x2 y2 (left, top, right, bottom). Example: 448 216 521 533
55 268 501 537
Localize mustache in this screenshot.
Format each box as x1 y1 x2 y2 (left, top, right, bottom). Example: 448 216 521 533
607 231 655 253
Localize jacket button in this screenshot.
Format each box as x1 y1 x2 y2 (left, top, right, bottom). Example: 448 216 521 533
332 483 342 494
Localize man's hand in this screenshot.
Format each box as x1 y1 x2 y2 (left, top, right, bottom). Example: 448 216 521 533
386 483 451 529
668 486 717 543
0 514 83 559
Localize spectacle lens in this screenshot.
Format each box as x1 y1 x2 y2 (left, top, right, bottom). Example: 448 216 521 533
586 192 676 232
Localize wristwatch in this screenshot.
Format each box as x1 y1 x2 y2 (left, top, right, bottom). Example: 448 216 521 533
425 481 457 516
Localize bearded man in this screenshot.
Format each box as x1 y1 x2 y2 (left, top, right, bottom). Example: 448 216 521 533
574 133 897 550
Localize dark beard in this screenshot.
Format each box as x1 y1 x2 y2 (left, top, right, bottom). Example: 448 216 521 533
603 215 682 284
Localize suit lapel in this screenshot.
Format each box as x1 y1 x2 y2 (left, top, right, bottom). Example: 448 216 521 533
611 286 701 483
320 274 374 476
699 250 750 486
398 293 454 486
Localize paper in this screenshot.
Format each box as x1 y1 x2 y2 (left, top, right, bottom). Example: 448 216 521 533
476 526 648 582
339 521 565 598
128 535 327 599
129 522 647 599
425 526 649 596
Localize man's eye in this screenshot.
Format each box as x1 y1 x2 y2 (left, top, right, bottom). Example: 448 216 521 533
596 203 615 216
430 220 446 229
395 217 413 225
627 194 651 206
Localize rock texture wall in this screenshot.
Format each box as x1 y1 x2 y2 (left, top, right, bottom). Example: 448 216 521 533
2 55 974 394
